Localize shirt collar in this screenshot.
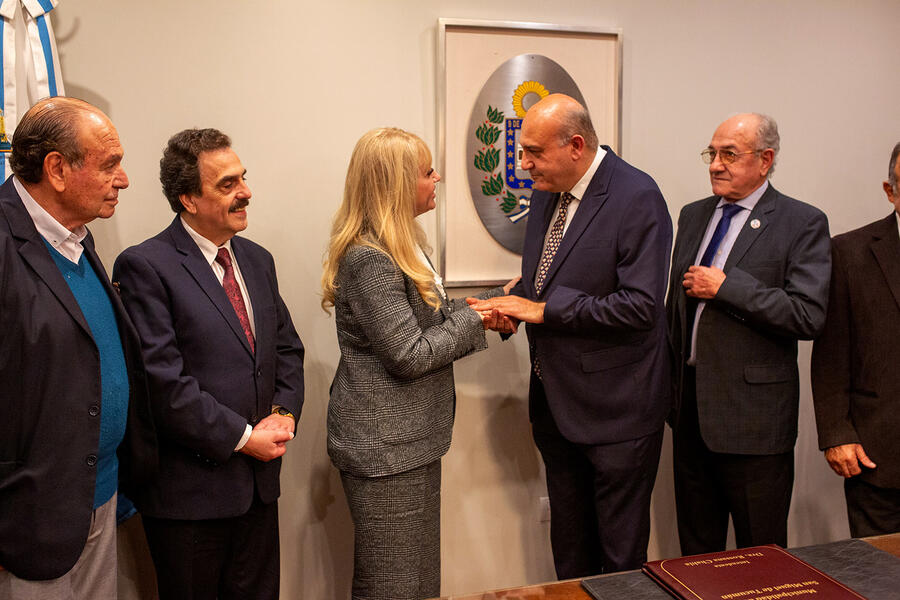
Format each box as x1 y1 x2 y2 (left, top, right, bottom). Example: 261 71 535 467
717 179 768 211
180 215 233 265
14 176 88 248
567 147 607 201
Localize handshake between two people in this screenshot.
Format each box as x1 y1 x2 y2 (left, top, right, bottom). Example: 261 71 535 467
466 276 546 335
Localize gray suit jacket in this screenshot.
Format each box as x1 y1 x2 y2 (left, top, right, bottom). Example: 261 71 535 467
327 245 501 477
667 184 831 454
811 214 900 488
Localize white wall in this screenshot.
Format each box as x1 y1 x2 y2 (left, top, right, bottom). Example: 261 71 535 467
48 1 900 598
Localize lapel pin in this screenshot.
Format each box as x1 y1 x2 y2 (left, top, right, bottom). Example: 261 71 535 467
750 219 761 229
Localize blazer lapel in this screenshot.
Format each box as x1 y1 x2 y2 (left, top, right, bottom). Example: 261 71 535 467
417 249 454 319
870 214 900 313
723 185 777 271
533 148 616 296
171 219 255 357
1 183 92 338
677 199 718 275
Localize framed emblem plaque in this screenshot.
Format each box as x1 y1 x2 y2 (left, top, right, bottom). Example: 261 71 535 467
437 19 622 287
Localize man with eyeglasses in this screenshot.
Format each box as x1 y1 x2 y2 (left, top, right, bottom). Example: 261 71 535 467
666 113 831 555
811 142 900 537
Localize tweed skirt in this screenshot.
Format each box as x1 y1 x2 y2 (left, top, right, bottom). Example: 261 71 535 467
340 459 441 600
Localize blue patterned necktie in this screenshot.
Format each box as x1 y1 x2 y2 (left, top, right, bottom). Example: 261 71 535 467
699 203 743 267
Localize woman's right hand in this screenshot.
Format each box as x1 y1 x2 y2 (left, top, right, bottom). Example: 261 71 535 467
503 276 521 295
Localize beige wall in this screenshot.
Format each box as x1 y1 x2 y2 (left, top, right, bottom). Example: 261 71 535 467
48 1 900 598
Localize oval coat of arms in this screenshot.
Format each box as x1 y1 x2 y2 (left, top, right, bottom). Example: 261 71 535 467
466 54 587 254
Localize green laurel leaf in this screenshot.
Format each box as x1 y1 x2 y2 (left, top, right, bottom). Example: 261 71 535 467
476 123 501 146
500 191 518 213
472 147 500 173
487 105 505 124
481 173 503 196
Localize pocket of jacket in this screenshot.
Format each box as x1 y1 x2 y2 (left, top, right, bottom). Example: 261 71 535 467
0 459 21 479
581 346 644 373
743 364 794 384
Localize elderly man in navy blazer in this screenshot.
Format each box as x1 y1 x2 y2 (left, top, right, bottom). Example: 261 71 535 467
667 114 830 555
471 94 673 577
113 128 305 600
0 97 157 599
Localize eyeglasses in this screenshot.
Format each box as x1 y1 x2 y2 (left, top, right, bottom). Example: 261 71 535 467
700 148 760 165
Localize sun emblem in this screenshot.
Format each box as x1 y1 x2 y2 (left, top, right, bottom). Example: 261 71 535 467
511 81 550 118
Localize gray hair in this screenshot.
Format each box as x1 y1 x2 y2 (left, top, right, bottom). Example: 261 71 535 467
558 103 599 152
753 113 780 177
9 97 92 183
889 141 900 192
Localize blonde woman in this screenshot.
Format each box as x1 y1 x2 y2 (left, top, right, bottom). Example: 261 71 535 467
322 128 515 599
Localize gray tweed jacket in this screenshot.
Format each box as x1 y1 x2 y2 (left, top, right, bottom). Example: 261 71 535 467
327 245 502 477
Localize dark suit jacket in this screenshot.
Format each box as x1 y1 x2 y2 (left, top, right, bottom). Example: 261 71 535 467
513 147 673 445
667 184 831 455
113 217 304 520
0 177 157 581
811 214 900 488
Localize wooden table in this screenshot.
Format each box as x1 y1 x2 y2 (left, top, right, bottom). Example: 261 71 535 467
438 533 900 600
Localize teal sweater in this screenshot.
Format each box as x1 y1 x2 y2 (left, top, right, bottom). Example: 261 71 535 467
44 240 129 508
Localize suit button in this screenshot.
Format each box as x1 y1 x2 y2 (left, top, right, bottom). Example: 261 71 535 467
86 454 97 467
89 405 100 417
256 368 262 377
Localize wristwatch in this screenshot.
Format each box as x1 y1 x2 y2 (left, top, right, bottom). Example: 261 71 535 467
272 406 294 419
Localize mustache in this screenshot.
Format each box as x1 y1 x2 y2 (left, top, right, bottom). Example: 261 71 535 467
229 198 250 212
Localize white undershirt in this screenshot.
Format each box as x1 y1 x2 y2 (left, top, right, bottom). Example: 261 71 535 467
15 176 87 263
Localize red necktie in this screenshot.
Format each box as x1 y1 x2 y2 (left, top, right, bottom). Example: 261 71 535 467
215 247 255 353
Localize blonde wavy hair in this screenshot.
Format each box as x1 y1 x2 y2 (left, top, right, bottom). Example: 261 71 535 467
321 127 440 311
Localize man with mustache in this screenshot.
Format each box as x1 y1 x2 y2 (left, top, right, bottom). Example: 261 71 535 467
113 128 305 599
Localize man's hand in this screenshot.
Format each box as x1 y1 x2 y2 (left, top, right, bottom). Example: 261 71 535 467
824 443 876 478
239 427 293 462
683 265 726 299
254 412 296 435
467 295 545 324
471 302 519 334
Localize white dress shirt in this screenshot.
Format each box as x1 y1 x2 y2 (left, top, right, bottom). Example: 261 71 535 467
14 176 87 264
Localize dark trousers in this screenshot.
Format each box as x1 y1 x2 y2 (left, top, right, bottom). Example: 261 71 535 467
673 366 793 555
531 379 663 578
142 495 279 600
845 477 900 538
